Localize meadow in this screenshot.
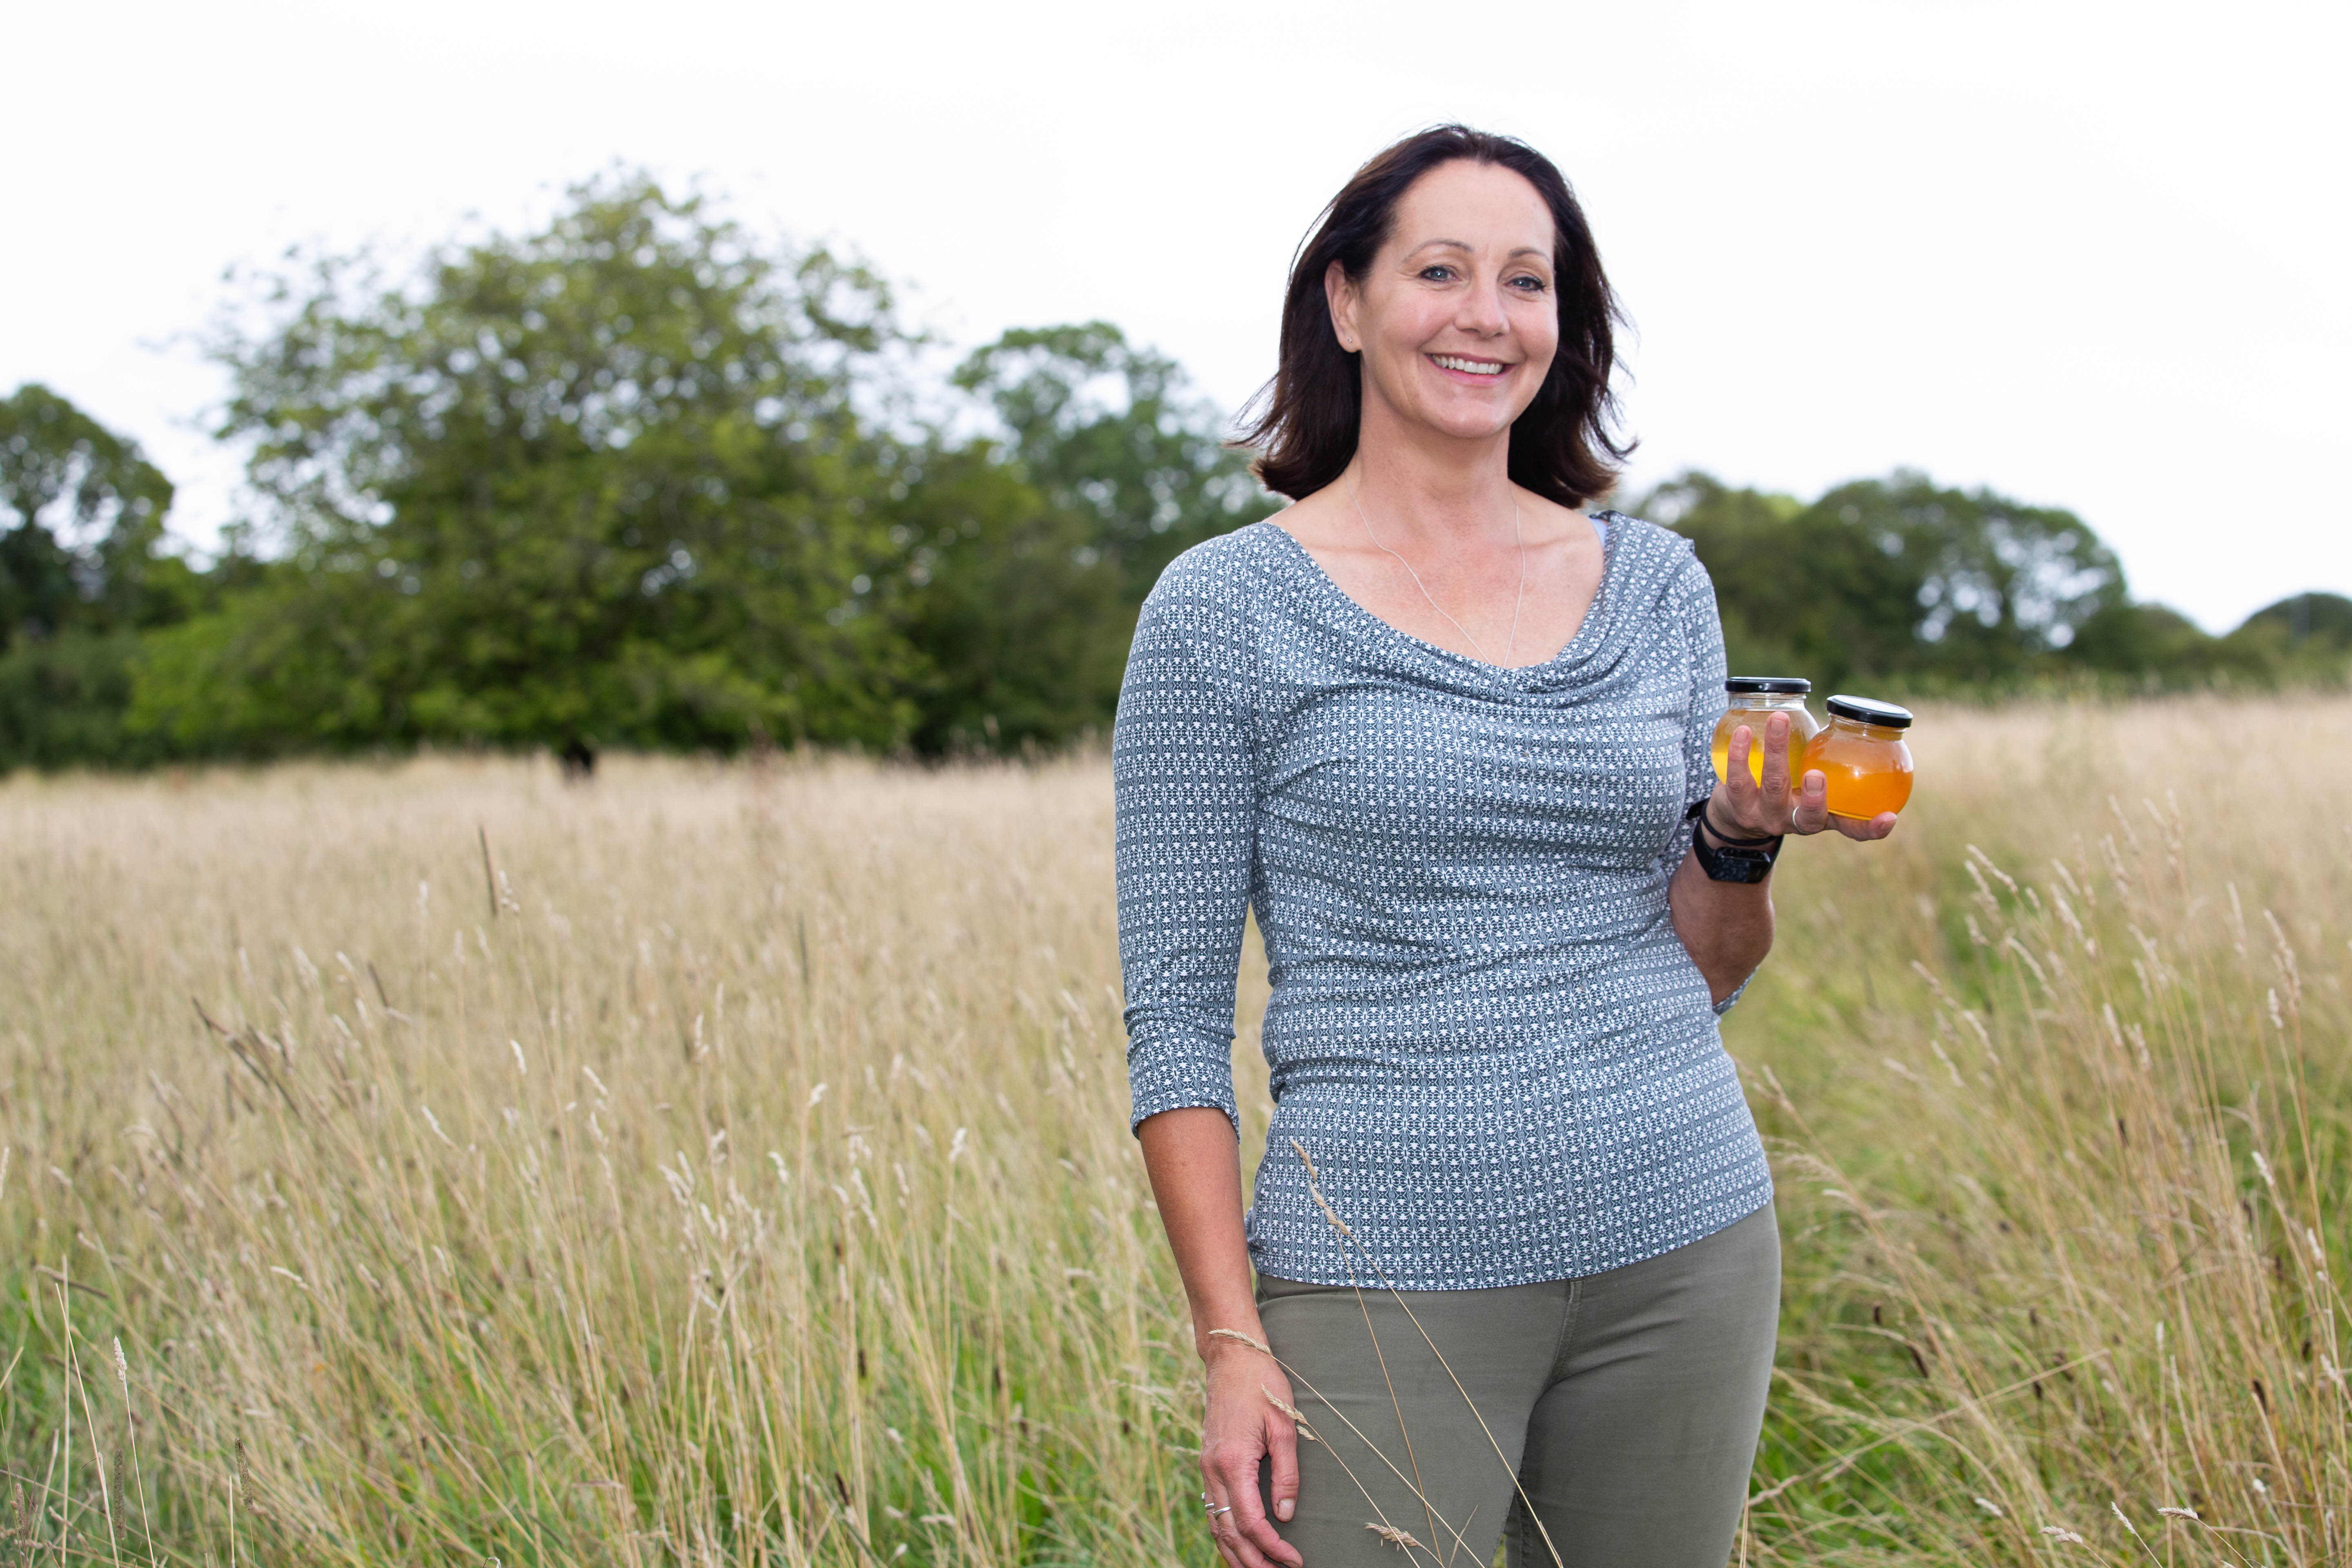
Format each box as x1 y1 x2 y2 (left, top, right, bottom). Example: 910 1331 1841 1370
1 693 2345 1566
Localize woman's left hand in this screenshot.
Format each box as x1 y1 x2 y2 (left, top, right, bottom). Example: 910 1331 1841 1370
1714 711 1896 843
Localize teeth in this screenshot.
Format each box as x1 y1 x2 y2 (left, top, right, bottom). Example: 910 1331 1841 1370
1433 355 1505 375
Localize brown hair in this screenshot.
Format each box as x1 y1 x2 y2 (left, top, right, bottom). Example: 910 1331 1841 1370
1237 125 1631 507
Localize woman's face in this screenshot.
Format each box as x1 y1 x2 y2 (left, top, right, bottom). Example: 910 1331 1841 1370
1327 159 1559 447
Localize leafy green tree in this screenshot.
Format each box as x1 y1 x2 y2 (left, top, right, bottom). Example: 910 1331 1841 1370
17 172 2332 770
2211 591 2352 685
1632 475 1811 676
953 323 1275 601
1645 470 2130 691
1 383 182 639
842 320 1277 754
2240 591 2352 654
0 385 206 767
135 175 923 756
883 443 1127 754
2064 601 2229 683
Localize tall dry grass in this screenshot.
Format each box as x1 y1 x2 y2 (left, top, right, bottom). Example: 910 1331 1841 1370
0 694 2344 1566
1741 698 2351 1564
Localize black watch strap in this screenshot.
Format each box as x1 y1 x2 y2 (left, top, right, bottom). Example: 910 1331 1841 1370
1686 794 1783 884
1690 832 1777 884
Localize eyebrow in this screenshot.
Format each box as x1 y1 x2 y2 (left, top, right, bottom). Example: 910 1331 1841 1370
1407 239 1552 263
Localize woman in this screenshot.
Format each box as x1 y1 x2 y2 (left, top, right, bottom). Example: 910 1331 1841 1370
1112 126 1896 1568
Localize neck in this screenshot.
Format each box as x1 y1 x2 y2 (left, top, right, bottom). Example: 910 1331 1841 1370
1348 397 1519 549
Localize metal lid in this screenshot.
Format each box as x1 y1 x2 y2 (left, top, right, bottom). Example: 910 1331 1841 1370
1825 694 1914 729
1724 677 1811 694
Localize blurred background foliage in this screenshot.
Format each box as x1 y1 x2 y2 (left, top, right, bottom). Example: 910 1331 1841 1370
1646 471 2350 693
2 175 2344 768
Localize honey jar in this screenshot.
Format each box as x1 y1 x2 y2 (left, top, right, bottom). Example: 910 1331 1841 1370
1800 695 1914 820
1711 678 1820 786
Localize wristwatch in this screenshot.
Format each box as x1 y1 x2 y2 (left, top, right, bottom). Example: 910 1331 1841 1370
1685 795 1783 884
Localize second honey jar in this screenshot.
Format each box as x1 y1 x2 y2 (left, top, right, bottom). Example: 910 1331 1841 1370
1800 695 1915 820
1711 677 1820 786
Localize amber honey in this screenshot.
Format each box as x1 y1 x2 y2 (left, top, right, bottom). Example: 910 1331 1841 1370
1710 678 1818 786
1801 695 1915 820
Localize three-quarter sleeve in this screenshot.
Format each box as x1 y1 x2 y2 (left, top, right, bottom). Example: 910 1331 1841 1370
1670 551 1731 868
1669 552 1757 1016
1112 564 1259 1137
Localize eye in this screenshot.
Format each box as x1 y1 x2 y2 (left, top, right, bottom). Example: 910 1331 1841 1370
1508 274 1549 293
1418 264 1456 282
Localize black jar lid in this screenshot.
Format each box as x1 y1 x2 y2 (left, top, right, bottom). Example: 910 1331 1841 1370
1825 694 1914 729
1724 676 1811 694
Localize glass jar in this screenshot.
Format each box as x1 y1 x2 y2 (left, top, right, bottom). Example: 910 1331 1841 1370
1711 678 1820 786
1800 695 1915 820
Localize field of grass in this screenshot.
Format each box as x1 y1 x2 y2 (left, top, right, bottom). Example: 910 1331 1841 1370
2 693 2346 1566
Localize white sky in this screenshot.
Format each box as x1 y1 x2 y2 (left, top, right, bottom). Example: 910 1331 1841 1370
5 0 2345 631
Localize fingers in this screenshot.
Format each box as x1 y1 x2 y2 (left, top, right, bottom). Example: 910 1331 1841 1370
1757 711 1792 802
1200 1471 1254 1568
1724 720 1754 802
1210 1521 1258 1568
1715 722 1793 841
1267 1408 1301 1525
1226 1442 1303 1568
1722 719 1759 808
1831 810 1899 841
1773 762 1902 842
1203 1442 1299 1568
1790 769 1829 835
1207 1500 1291 1568
1719 724 1760 820
1232 1501 1301 1568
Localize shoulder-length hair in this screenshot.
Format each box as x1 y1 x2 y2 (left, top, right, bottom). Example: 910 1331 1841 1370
1238 125 1631 507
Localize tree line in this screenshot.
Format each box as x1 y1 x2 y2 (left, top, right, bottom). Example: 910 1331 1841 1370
4 176 2345 769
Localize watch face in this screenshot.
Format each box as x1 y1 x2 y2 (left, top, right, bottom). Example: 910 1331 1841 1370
1699 840 1775 882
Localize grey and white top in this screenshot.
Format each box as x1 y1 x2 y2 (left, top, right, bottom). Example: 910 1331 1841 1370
1113 512 1772 1290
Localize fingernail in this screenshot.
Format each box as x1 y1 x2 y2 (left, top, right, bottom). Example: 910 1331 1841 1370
1277 1500 1294 1521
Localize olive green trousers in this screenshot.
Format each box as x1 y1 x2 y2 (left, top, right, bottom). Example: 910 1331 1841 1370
1255 1203 1779 1568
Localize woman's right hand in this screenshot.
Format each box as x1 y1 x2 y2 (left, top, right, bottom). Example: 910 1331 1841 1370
1200 1338 1304 1568
1135 1107 1305 1567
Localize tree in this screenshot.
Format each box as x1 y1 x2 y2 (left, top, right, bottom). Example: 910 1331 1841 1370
1644 470 2130 691
2240 591 2352 653
2215 591 2352 685
845 320 1278 754
884 443 1127 755
0 385 204 768
1632 474 1812 676
953 323 1275 602
0 383 180 642
136 175 924 756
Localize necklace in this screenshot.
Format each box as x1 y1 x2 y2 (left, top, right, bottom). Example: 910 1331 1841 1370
1350 478 1528 665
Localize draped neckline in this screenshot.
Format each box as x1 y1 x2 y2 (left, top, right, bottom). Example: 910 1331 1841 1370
1250 512 1627 693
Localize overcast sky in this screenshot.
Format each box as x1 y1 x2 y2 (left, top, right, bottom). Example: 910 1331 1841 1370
5 0 2345 630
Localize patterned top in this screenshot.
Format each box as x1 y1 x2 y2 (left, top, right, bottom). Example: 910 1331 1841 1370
1113 512 1773 1290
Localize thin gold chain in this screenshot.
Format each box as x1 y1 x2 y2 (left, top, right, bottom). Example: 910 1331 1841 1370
1350 477 1527 665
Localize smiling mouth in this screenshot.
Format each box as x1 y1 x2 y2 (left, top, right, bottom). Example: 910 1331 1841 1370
1430 354 1508 376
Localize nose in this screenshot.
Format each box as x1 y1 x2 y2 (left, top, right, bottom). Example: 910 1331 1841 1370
1455 274 1510 338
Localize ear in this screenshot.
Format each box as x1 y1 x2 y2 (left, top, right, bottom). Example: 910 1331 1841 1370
1324 260 1361 355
